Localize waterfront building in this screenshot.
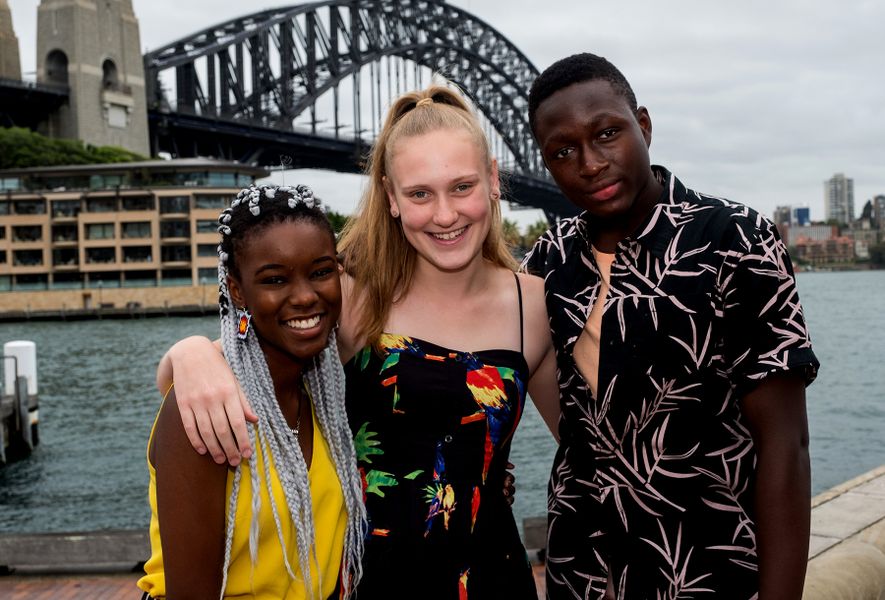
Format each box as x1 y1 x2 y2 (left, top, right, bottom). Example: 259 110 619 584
36 0 149 155
0 159 267 313
793 235 855 265
781 224 837 248
873 195 885 231
794 206 811 227
824 173 854 225
773 205 792 226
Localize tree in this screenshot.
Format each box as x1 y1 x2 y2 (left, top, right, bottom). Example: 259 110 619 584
0 126 145 169
522 218 551 250
326 210 351 234
869 243 885 267
501 218 522 249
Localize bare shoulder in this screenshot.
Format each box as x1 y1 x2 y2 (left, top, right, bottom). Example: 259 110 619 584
337 273 364 363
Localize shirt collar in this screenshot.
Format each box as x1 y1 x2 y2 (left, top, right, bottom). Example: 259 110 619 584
576 165 685 259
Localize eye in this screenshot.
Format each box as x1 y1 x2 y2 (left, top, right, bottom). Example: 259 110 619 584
260 275 286 285
599 128 618 140
454 182 474 194
553 147 574 160
310 267 335 280
410 190 430 200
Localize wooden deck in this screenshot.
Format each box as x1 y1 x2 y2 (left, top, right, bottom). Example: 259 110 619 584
0 566 546 598
0 573 142 599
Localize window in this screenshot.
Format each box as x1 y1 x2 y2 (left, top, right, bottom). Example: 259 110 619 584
13 200 46 215
195 220 218 234
52 248 78 266
161 269 192 286
85 247 116 264
161 245 191 262
86 198 117 212
51 224 78 242
46 49 69 85
12 225 43 242
194 195 229 209
13 250 43 266
89 174 125 189
197 267 217 282
86 223 115 240
121 222 151 238
122 196 154 211
0 202 8 215
197 244 218 257
0 177 20 192
123 246 152 263
14 274 48 290
159 196 190 214
160 221 190 238
206 173 237 188
0 226 5 239
52 200 81 218
102 59 119 90
0 251 6 263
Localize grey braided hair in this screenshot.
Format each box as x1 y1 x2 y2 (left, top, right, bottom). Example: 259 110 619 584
215 184 366 599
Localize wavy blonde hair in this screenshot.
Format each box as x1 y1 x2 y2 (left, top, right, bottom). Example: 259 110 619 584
337 83 517 346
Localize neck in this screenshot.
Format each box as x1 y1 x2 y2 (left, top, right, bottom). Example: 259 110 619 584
591 170 663 252
408 255 493 301
258 339 307 399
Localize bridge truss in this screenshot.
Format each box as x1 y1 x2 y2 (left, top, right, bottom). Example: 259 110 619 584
143 0 574 217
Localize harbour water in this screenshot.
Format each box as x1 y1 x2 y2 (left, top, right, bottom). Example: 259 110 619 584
0 270 883 536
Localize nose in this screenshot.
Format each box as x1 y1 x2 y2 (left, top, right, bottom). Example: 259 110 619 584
433 195 458 228
287 277 319 307
578 145 607 178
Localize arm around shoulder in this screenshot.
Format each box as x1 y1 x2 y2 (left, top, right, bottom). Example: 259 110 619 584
519 273 560 441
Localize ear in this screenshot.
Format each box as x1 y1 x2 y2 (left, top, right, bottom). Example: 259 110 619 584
383 175 399 217
227 274 246 308
489 158 501 200
636 106 653 148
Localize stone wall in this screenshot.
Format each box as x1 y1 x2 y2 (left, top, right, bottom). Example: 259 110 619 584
0 284 216 313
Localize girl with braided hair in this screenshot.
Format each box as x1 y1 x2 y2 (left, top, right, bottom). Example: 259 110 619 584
138 185 366 600
158 82 561 598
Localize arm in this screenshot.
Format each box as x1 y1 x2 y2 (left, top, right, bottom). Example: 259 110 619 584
739 373 810 600
152 389 229 599
521 273 561 441
157 335 256 465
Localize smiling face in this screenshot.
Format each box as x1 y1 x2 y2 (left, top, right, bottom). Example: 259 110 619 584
533 78 662 237
384 128 500 274
227 219 341 373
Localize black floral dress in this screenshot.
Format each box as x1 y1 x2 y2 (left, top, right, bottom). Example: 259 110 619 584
345 328 537 599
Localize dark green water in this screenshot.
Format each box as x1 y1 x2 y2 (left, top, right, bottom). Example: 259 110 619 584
0 270 882 534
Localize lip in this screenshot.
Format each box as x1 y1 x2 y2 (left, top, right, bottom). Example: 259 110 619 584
587 180 622 202
427 224 469 244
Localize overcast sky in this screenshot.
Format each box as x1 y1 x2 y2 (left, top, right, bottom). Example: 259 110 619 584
8 0 885 226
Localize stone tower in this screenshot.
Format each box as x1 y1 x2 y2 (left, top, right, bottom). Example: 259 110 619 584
36 0 149 155
0 0 22 80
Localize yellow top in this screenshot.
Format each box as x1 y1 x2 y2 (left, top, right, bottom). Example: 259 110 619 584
137 401 348 599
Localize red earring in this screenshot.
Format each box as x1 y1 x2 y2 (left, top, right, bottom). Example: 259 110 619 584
236 307 252 339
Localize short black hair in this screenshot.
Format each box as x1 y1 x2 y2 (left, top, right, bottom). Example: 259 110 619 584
528 53 638 133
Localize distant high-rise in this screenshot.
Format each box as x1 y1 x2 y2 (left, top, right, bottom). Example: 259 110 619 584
0 0 22 80
824 173 854 225
793 206 811 226
773 205 792 226
36 0 149 155
874 195 885 230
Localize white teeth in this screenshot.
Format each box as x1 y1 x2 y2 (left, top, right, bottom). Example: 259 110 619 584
432 226 466 241
286 315 321 330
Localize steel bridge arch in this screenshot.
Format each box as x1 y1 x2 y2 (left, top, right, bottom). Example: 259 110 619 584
144 0 546 177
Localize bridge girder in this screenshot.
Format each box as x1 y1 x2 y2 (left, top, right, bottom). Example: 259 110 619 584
144 0 545 177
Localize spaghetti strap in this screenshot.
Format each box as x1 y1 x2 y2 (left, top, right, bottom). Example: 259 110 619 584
514 272 524 355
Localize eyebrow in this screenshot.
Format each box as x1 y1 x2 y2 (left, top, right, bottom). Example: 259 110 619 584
398 173 481 192
253 255 336 275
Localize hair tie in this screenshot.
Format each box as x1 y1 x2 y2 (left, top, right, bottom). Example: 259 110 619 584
416 97 434 108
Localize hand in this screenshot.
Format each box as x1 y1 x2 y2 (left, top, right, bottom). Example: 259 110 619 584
503 462 517 506
159 336 257 466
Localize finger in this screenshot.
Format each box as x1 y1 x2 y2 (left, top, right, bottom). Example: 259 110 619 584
179 406 207 455
193 409 226 464
208 402 242 466
227 394 253 460
239 384 259 424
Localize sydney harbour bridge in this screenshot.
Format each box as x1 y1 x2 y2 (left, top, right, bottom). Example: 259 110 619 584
143 0 575 218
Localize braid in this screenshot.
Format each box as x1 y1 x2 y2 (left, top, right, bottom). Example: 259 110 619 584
215 184 366 598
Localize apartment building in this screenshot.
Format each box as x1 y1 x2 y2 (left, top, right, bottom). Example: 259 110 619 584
0 159 268 311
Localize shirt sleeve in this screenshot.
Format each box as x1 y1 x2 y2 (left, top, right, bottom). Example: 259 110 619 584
717 212 819 394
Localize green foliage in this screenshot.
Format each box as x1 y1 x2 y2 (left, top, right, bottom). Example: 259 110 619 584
869 243 885 266
326 209 351 234
522 218 551 250
0 127 145 169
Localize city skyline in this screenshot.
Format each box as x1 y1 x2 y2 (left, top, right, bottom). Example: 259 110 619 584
6 0 885 226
